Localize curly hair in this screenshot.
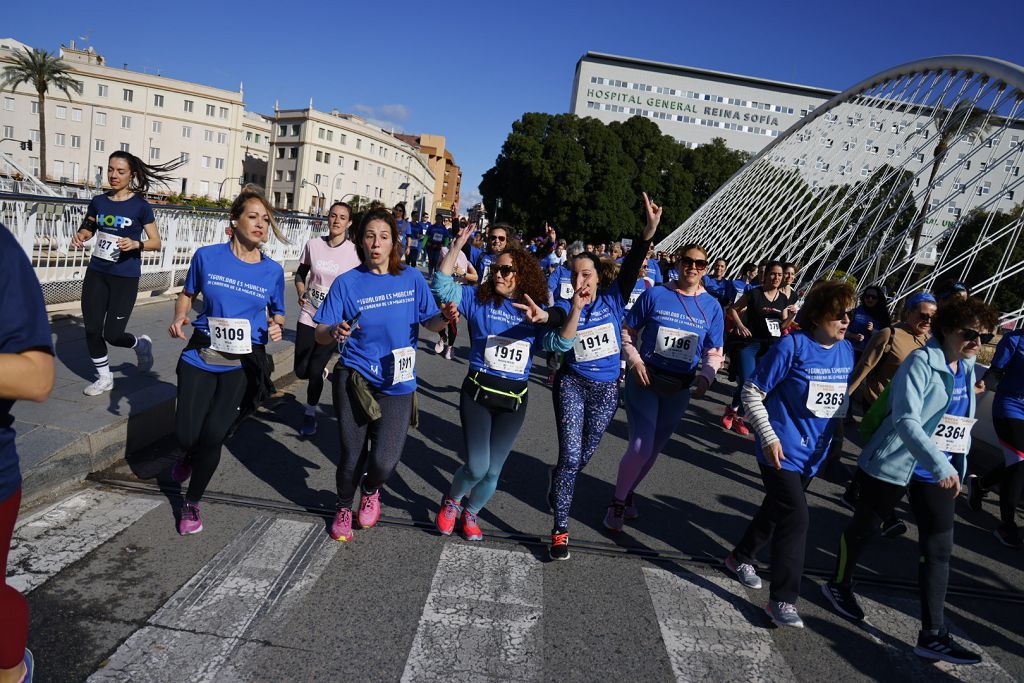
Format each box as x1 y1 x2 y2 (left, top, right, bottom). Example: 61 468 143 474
799 280 856 331
932 296 1001 342
475 246 549 307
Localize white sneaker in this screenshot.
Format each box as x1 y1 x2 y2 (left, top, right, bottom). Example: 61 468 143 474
83 376 114 396
134 334 154 372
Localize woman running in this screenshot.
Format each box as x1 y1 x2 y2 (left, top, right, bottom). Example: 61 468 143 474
823 297 999 664
702 258 729 306
314 208 452 542
846 286 892 363
723 281 856 628
70 151 185 396
546 193 659 558
433 241 478 360
724 262 759 306
167 189 286 535
604 241 725 532
433 227 570 542
969 328 1024 548
293 202 360 436
723 262 797 435
780 262 799 299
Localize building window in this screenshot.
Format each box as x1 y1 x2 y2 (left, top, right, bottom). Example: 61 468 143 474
55 133 65 147
96 112 107 126
339 133 346 144
291 124 300 136
274 170 283 181
55 105 67 119
98 84 108 97
200 180 210 195
217 132 226 144
277 147 285 159
184 99 194 113
119 143 130 152
150 147 161 160
977 181 991 196
1 125 12 138
95 139 105 152
123 89 133 102
279 124 288 136
327 130 333 142
245 131 253 142
337 156 344 168
121 115 131 129
181 152 189 162
316 150 323 162
215 157 224 170
289 147 298 159
153 93 164 107
286 170 295 181
29 130 39 142
152 120 162 134
356 138 362 150
182 125 192 138
204 129 214 142
71 135 81 149
353 160 360 171
53 160 64 178
71 108 82 122
324 152 330 164
30 101 39 114
201 156 210 168
318 127 326 140
219 107 228 119
205 104 216 117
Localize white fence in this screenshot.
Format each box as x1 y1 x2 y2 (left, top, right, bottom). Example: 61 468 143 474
0 194 327 305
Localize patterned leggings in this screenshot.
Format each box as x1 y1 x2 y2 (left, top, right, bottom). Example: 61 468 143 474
552 370 620 529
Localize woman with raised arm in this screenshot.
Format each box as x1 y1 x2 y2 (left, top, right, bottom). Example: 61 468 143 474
432 225 569 542
70 151 185 396
167 189 286 535
313 208 452 542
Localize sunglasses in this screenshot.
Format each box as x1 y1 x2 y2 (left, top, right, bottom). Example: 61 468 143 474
961 328 994 344
489 236 507 242
863 294 878 300
915 313 934 322
495 265 517 277
678 257 708 270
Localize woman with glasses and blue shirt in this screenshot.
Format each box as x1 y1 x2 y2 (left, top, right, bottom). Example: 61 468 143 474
846 286 892 363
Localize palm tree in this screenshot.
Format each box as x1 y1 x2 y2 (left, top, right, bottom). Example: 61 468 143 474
0 47 83 181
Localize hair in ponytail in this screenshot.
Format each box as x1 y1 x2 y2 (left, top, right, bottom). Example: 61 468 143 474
108 150 187 195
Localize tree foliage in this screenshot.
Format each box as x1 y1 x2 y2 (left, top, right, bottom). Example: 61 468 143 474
480 113 748 243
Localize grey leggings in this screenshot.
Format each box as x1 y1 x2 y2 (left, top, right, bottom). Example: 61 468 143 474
332 367 413 509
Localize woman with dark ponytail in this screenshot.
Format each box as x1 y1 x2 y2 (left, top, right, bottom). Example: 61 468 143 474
70 151 185 395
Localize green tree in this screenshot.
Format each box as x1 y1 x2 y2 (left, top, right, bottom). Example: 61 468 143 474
1 47 83 180
943 205 1024 314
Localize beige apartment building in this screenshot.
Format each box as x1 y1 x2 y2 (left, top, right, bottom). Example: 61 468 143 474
395 133 462 218
267 106 435 214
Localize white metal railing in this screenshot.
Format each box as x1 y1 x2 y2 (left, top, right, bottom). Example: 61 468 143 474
1 195 327 304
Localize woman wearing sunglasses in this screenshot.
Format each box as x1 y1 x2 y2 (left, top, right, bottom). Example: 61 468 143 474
604 240 725 532
846 286 892 363
722 281 856 628
432 228 570 541
823 297 999 664
473 224 510 282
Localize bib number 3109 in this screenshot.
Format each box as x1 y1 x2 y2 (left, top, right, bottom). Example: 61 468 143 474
207 317 252 354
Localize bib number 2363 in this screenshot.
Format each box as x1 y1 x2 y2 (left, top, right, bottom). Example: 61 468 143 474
484 336 530 374
208 317 252 354
806 381 848 418
932 414 976 454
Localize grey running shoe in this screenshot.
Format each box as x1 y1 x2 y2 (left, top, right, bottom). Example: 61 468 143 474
765 601 804 628
135 334 154 372
725 553 763 589
821 581 864 621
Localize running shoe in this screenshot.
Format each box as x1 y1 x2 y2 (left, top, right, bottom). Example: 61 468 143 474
134 334 154 373
966 474 986 512
721 406 736 431
299 412 317 437
603 499 625 533
357 488 381 529
460 509 483 541
178 502 203 535
913 629 982 665
725 553 762 589
765 601 804 628
22 648 34 683
444 346 453 360
330 507 353 542
436 497 460 536
550 528 570 561
170 456 192 483
732 416 751 436
994 525 1023 549
83 375 114 396
624 492 639 520
880 516 908 538
821 581 864 621
434 338 445 354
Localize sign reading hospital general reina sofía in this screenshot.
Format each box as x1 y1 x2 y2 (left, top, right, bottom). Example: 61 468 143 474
584 88 781 128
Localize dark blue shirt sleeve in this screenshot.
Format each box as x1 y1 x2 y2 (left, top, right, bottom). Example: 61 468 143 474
991 333 1018 371
183 249 202 296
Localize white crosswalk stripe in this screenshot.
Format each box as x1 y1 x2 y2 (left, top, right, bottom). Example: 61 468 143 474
8 489 162 593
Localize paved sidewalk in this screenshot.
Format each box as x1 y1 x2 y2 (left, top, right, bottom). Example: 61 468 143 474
12 290 300 506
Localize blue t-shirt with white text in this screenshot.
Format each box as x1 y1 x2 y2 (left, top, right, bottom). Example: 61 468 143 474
625 287 724 376
425 224 448 249
992 330 1024 421
548 265 573 303
556 286 628 382
459 286 543 382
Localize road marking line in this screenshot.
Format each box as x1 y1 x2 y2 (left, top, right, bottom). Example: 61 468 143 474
8 489 162 593
643 566 796 683
401 543 543 682
88 517 338 683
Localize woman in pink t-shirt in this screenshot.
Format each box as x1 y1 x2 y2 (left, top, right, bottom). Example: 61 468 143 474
294 202 361 435
434 244 477 359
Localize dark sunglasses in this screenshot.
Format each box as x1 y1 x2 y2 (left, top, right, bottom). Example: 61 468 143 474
678 257 708 270
489 235 507 242
495 265 517 277
915 312 934 322
863 294 878 300
961 328 994 344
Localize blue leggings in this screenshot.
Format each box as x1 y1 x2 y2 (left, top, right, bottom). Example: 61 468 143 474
552 370 620 529
614 372 691 501
449 383 529 513
730 341 765 413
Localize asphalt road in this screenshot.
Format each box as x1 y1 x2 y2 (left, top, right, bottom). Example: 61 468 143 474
13 322 1024 682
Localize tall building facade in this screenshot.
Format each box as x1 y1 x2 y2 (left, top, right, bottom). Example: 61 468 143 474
394 133 462 218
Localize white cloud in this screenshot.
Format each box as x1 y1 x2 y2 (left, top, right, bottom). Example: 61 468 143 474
460 188 483 213
350 103 411 131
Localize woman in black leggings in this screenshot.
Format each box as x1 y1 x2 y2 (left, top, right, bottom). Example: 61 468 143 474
70 151 184 396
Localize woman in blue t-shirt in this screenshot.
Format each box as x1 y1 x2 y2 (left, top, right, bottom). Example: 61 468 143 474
723 281 855 629
313 208 452 542
846 286 891 361
604 242 725 533
824 297 999 664
432 226 571 542
543 193 659 560
166 189 286 536
70 151 184 396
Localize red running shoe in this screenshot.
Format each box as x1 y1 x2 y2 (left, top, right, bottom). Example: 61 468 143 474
460 509 483 541
721 407 736 431
436 497 460 536
732 416 751 436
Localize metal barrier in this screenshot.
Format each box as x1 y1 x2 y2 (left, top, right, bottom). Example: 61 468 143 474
0 194 326 305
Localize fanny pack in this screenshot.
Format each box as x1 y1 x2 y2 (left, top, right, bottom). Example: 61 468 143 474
646 365 695 397
466 371 528 412
184 330 246 367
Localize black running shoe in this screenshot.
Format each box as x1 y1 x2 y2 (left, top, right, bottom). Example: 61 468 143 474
821 582 864 621
913 629 982 665
550 528 570 561
880 516 908 538
994 525 1024 549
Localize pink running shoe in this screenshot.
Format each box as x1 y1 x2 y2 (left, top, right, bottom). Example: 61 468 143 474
436 497 460 536
330 507 354 542
721 407 736 431
460 509 483 541
357 489 381 529
171 456 192 483
178 502 203 535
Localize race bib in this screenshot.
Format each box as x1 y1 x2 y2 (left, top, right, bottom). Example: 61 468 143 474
627 289 642 310
766 319 782 337
574 323 619 362
392 346 416 384
931 414 977 454
307 283 329 311
559 282 574 300
655 326 698 363
806 381 849 418
93 231 121 262
484 335 531 375
480 265 491 281
207 317 252 354
431 232 444 243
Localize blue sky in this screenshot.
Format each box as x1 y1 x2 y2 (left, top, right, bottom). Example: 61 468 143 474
9 0 1024 210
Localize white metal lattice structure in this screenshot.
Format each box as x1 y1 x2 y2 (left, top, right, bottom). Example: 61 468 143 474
656 56 1024 326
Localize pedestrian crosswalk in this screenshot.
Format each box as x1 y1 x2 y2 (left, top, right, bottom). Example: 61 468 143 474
10 488 1019 682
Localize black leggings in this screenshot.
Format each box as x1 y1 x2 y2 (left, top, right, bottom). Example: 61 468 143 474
333 367 414 508
82 268 139 358
833 469 955 631
981 417 1024 529
175 359 248 503
293 321 335 405
733 465 811 604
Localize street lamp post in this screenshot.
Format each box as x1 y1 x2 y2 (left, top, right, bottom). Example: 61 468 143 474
301 178 324 215
330 172 345 202
219 176 242 200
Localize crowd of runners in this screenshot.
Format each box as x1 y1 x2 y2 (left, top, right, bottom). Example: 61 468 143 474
2 151 1023 679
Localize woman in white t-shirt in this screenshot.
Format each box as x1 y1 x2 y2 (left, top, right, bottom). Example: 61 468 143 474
433 243 477 359
293 202 360 435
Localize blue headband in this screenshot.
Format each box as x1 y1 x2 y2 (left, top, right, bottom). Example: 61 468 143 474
905 292 937 310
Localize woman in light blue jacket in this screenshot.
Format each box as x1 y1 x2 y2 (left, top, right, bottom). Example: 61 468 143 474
822 296 999 665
